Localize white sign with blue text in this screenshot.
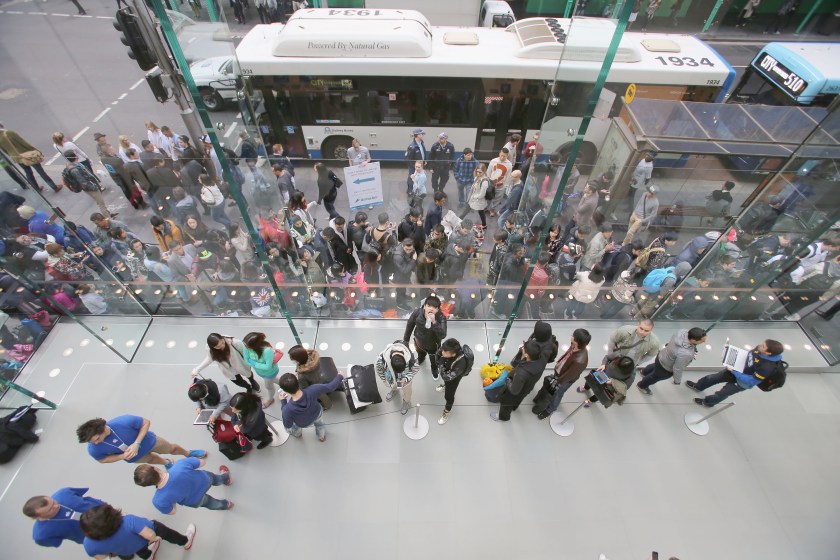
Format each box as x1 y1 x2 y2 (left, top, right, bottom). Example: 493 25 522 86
344 161 384 210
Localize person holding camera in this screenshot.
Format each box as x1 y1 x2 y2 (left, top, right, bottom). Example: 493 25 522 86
376 340 419 415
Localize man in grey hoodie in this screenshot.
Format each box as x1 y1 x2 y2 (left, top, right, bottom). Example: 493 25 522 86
636 327 707 395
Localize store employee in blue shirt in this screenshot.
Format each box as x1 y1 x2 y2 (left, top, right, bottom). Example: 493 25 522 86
134 457 234 513
23 487 106 548
80 503 196 559
76 414 205 467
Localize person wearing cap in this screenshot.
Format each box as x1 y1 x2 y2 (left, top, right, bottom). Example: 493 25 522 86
0 122 61 192
623 184 659 245
429 132 455 195
93 132 108 158
404 128 426 193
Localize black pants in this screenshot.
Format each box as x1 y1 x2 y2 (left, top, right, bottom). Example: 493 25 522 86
443 375 463 412
432 170 450 193
232 373 260 393
251 425 273 446
459 206 486 228
415 341 439 377
22 163 58 191
127 520 187 559
637 357 673 389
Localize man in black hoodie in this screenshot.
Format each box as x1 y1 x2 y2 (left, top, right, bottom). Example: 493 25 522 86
397 208 426 253
403 295 448 384
492 340 545 422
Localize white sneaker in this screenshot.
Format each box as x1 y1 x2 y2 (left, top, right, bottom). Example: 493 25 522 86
184 523 197 550
435 383 445 392
400 399 411 415
438 410 450 425
385 389 396 402
147 538 161 560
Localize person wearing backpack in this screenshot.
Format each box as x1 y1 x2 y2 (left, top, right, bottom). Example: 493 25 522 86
460 163 490 228
687 339 786 407
61 151 111 217
434 338 474 425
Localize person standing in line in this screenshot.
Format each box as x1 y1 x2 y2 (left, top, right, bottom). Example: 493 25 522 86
736 0 761 27
347 137 371 167
192 333 261 393
117 135 142 163
376 339 419 415
434 338 474 425
242 332 280 409
532 328 591 419
229 391 273 449
497 169 523 229
487 147 513 217
158 126 181 162
687 339 786 406
428 132 455 195
565 264 606 320
314 162 342 220
409 160 428 212
145 121 166 152
602 319 660 369
52 132 93 173
133 458 233 513
76 415 205 467
491 340 545 422
424 191 447 236
581 223 615 272
80 503 196 559
146 157 182 216
23 488 106 550
704 180 735 224
124 148 157 212
61 151 113 217
198 173 231 228
404 295 448 381
459 163 490 228
637 327 707 395
404 128 427 194
502 133 522 167
278 371 344 441
0 122 61 191
187 376 231 427
139 140 167 170
273 163 294 206
101 143 141 210
452 147 478 208
623 185 660 245
612 151 654 220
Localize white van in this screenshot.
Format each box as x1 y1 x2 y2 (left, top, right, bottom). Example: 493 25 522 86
480 1 516 27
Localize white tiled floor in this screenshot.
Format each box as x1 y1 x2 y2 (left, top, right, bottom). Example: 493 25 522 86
1 318 838 560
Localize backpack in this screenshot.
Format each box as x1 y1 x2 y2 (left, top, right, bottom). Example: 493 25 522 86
362 228 389 255
61 164 99 193
757 360 787 392
642 266 676 293
61 166 84 193
634 243 665 270
484 179 496 200
461 344 475 376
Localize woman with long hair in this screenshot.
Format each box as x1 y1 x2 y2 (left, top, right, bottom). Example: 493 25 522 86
243 332 280 409
191 333 260 393
459 163 490 228
181 214 210 247
230 391 273 449
565 264 606 320
287 344 332 410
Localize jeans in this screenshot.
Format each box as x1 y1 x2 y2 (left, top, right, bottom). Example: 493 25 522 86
132 520 188 558
287 406 326 439
565 299 587 319
637 357 673 389
22 163 58 191
456 181 470 204
195 471 230 510
544 382 574 414
599 296 627 319
210 202 232 227
693 368 746 406
442 375 463 412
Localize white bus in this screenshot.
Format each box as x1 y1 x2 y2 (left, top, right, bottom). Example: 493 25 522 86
235 9 735 164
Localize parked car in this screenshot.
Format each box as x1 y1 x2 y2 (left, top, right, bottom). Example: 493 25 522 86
190 56 240 111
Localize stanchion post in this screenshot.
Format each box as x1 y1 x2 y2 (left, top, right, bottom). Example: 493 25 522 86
550 400 588 437
691 401 735 424
684 402 735 436
403 403 429 440
414 403 421 429
267 419 290 446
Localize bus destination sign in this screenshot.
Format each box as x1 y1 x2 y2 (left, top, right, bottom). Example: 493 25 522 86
754 52 808 98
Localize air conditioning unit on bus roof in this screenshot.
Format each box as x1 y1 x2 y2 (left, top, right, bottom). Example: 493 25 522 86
508 17 641 62
273 8 434 58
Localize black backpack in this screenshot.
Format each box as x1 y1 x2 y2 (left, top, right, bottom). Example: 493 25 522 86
757 360 788 392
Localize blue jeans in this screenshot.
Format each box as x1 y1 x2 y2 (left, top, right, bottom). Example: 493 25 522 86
545 382 574 414
694 369 746 406
211 202 232 227
287 406 326 439
323 197 340 219
637 357 672 389
196 470 230 510
457 181 470 204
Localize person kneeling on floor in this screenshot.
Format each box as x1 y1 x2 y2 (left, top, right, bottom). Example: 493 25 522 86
279 371 345 442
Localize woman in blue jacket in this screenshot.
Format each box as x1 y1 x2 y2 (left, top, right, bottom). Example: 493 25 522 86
243 332 280 409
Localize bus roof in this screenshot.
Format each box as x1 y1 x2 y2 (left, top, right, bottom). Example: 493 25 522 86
756 43 840 101
236 10 729 86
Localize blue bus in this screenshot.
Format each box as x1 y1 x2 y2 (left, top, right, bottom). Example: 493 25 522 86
729 42 840 107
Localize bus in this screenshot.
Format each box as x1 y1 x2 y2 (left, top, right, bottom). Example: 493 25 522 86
729 42 840 108
235 9 734 163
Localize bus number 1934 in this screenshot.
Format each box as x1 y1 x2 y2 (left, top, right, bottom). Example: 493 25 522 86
655 56 714 68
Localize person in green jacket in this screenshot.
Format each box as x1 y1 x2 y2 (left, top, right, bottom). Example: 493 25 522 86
243 332 279 409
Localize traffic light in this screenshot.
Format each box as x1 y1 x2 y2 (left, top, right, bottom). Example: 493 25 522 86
113 7 157 71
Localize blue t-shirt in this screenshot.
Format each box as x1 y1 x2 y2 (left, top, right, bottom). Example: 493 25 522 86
87 415 157 463
83 514 153 557
152 458 210 513
33 487 105 547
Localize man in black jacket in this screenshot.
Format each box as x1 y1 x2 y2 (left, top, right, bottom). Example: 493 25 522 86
391 239 417 309
146 157 182 216
492 340 545 422
435 338 474 425
428 132 455 194
348 211 369 261
397 208 425 253
403 295 447 381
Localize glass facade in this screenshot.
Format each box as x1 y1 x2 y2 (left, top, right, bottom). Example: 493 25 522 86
1 0 840 410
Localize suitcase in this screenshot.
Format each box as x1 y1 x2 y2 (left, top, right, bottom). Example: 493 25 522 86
318 357 340 386
343 363 382 414
218 439 250 460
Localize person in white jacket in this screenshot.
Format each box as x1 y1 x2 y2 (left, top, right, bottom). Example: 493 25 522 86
375 340 419 415
191 333 260 394
565 264 606 319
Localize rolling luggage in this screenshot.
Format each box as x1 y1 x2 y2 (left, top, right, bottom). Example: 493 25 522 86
343 364 382 414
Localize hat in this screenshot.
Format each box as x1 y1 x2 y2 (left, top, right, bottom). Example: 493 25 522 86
93 132 106 141
412 128 425 136
647 185 659 194
438 132 448 139
17 205 36 220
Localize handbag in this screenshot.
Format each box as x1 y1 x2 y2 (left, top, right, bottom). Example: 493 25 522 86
200 186 217 205
19 150 44 166
272 349 284 363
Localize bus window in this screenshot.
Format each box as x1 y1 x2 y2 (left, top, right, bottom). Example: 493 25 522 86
367 90 417 124
306 91 360 124
547 82 595 118
426 90 474 125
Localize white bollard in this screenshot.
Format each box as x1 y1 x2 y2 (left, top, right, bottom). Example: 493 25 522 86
684 401 735 436
267 420 290 446
403 403 430 440
549 400 588 437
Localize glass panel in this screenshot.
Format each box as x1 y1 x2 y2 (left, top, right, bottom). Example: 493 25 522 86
307 91 361 124
367 90 418 125
426 90 475 125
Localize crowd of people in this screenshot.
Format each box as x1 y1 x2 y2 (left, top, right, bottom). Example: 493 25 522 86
20 308 788 557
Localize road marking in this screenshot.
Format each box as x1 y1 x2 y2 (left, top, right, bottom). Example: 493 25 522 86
72 14 92 18
93 108 111 122
118 93 128 100
52 13 69 16
31 11 47 15
112 101 119 105
96 16 111 19
224 121 238 138
46 153 60 165
72 127 90 142
7 10 23 13
129 79 144 90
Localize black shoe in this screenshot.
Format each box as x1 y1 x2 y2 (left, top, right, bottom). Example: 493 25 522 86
694 398 712 408
417 355 426 365
685 381 702 393
257 439 271 449
537 410 550 420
